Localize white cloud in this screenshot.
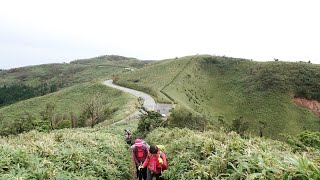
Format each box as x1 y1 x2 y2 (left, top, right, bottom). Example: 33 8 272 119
0 0 319 69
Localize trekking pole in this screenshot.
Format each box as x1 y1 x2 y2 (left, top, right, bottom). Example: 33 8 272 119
138 162 142 179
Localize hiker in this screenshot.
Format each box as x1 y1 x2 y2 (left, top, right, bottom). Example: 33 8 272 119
124 129 132 145
132 139 148 180
140 145 167 180
131 139 150 151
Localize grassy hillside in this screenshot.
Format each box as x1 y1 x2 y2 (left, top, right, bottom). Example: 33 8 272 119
0 55 151 88
116 55 320 139
115 56 195 103
0 83 137 136
0 124 134 179
146 128 320 179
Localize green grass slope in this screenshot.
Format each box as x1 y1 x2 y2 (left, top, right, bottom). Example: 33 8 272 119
0 83 137 136
0 125 133 179
116 55 320 139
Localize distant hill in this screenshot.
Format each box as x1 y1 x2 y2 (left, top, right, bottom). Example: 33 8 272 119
0 55 151 107
70 55 152 68
0 55 151 87
116 55 320 139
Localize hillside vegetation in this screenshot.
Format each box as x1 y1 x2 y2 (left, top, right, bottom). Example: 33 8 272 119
116 55 320 139
145 127 320 179
0 124 133 179
0 83 137 136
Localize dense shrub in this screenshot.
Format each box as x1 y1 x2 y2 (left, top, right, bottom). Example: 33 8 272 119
146 128 320 179
286 131 320 151
135 111 164 138
298 131 320 149
168 107 207 131
247 62 320 100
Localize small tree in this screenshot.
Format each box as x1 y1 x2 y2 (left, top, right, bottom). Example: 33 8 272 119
259 120 267 137
78 112 87 127
13 111 35 134
112 74 120 83
40 103 56 130
82 94 113 128
70 112 78 128
137 111 163 137
231 116 249 136
217 115 229 131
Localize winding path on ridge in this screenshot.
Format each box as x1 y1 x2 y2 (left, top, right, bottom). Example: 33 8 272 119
103 80 172 117
104 80 157 111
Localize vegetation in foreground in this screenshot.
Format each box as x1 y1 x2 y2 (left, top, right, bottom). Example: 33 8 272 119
0 126 132 179
1 108 319 179
145 127 320 179
0 83 137 136
116 55 320 139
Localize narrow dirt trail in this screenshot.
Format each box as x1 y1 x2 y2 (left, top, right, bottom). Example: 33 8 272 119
103 80 173 116
104 80 157 111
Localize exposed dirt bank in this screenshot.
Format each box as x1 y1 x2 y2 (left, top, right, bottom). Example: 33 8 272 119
294 98 320 117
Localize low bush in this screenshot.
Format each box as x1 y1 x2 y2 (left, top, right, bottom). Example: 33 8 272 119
285 131 320 151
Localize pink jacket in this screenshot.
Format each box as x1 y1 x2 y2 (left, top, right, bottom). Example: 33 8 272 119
143 151 167 174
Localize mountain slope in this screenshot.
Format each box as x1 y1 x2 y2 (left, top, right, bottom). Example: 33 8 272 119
0 83 137 136
116 55 320 139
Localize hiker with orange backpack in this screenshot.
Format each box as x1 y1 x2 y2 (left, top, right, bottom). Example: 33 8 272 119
132 139 149 180
140 145 167 180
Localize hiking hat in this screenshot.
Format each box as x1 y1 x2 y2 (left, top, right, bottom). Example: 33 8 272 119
134 139 143 147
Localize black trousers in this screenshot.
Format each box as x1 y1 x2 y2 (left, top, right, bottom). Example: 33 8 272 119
147 169 164 180
136 165 147 180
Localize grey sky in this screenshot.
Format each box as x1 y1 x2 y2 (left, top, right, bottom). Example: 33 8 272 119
1 0 319 69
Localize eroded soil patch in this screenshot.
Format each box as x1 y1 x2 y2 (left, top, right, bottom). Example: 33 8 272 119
294 98 320 117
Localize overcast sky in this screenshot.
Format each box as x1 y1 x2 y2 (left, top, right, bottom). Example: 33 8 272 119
0 0 319 69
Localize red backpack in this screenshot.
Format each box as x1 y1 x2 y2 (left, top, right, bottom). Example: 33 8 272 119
135 146 146 158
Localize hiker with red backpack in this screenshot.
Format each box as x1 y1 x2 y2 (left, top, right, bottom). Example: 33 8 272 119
132 139 149 180
140 145 167 180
